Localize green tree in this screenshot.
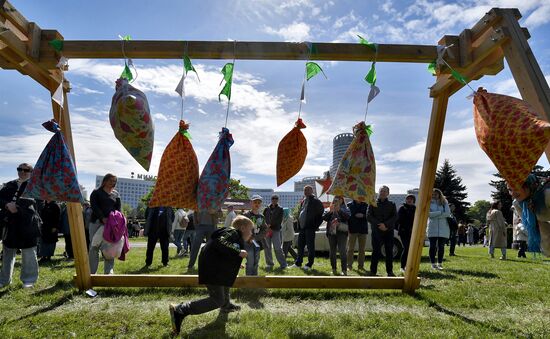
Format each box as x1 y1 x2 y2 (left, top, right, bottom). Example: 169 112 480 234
489 165 549 224
121 203 133 218
228 178 249 199
465 200 491 225
434 159 470 222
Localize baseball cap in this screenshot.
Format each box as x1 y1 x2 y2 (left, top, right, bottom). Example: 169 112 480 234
251 194 263 201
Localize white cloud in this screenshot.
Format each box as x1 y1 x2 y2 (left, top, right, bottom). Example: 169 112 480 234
30 96 50 110
79 87 104 95
263 22 312 41
153 113 177 121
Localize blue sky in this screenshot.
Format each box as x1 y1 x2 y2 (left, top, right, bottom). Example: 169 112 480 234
1 0 549 202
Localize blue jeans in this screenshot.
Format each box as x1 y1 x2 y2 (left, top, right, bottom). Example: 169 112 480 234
172 229 185 253
188 225 216 269
244 241 261 275
183 230 195 252
88 221 115 274
0 246 39 286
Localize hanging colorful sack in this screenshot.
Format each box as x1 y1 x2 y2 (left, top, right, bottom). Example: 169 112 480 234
109 78 154 171
276 118 307 186
149 120 199 210
23 120 84 203
473 87 550 191
328 121 377 206
197 128 234 211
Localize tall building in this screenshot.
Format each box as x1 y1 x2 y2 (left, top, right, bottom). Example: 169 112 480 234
248 189 304 210
95 175 155 209
293 176 320 195
330 132 353 177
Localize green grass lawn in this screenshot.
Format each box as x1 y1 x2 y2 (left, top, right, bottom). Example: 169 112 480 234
0 243 549 338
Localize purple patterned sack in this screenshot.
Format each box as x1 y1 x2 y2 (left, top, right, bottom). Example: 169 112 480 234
197 128 234 211
23 120 84 203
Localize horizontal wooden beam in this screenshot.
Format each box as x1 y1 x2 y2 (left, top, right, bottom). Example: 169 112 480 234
50 40 445 64
0 0 29 38
89 274 416 290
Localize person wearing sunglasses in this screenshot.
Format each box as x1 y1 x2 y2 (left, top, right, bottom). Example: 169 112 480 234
0 163 41 288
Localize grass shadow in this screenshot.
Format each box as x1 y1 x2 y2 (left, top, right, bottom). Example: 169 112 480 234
7 290 77 323
126 265 163 274
184 311 236 338
418 271 457 280
288 328 334 339
31 279 74 296
232 288 266 309
414 293 529 337
444 268 499 279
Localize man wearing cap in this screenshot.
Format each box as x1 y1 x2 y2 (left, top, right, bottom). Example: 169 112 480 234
263 194 287 270
290 185 324 271
243 195 268 275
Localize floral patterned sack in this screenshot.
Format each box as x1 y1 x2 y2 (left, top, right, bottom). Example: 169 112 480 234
328 121 377 206
473 88 550 190
109 78 154 171
149 120 199 210
23 120 84 203
276 118 307 186
197 128 234 211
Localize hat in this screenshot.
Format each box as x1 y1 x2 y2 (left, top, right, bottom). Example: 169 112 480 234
251 194 263 201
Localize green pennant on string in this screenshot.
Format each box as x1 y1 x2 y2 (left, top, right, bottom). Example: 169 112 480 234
451 69 467 85
219 63 234 101
122 35 131 41
306 62 327 81
49 39 64 52
183 55 199 78
365 124 374 137
427 60 437 75
357 35 377 52
365 64 377 85
181 130 192 140
120 62 133 81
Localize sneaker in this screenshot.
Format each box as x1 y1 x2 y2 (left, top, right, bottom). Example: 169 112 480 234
431 264 438 270
220 303 241 313
303 265 312 271
387 272 396 277
357 266 364 271
341 271 348 276
265 265 273 271
23 283 34 289
436 264 443 270
499 256 506 260
332 269 338 276
399 267 405 273
289 264 301 269
169 304 187 335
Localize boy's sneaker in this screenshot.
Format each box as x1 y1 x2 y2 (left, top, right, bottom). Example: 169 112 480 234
169 304 187 335
431 264 438 270
220 303 241 313
436 264 443 270
289 264 301 269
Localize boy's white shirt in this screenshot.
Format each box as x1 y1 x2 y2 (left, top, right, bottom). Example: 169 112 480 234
172 209 188 232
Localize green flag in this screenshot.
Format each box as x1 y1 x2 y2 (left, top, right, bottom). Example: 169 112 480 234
357 35 377 52
427 60 437 75
122 35 131 41
306 62 327 81
120 63 133 81
365 63 376 85
451 69 467 85
181 130 192 140
365 124 374 137
184 55 199 80
219 63 234 101
49 39 64 52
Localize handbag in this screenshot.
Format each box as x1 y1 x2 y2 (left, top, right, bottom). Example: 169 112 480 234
330 218 349 233
337 222 349 233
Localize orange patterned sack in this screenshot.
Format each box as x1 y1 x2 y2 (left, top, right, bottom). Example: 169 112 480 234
473 88 550 191
149 120 198 209
328 121 377 206
277 118 307 186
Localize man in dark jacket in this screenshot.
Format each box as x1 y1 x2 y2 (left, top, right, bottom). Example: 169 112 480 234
263 194 286 269
290 185 324 270
396 194 416 271
347 200 369 270
367 185 397 277
144 206 174 267
169 215 252 336
0 163 41 288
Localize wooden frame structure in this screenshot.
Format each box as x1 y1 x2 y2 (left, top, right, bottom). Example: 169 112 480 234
2 2 550 294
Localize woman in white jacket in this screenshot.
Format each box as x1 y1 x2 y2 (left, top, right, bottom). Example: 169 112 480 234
281 208 297 260
426 188 450 270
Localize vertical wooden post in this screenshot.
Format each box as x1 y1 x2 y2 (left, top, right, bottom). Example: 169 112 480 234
498 9 550 161
50 86 92 291
403 90 450 294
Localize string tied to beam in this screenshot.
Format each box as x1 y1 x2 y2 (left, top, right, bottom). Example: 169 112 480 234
175 41 200 121
119 35 138 82
428 44 476 97
358 35 380 123
298 42 327 119
219 40 236 129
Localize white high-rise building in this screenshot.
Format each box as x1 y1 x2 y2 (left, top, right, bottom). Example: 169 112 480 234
330 132 353 177
94 175 155 209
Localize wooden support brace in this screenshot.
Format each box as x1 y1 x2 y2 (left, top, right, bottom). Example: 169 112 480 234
88 274 417 290
403 89 450 294
26 21 41 60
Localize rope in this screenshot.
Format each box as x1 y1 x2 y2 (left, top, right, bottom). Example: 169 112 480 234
364 46 378 122
297 43 313 120
224 40 237 129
